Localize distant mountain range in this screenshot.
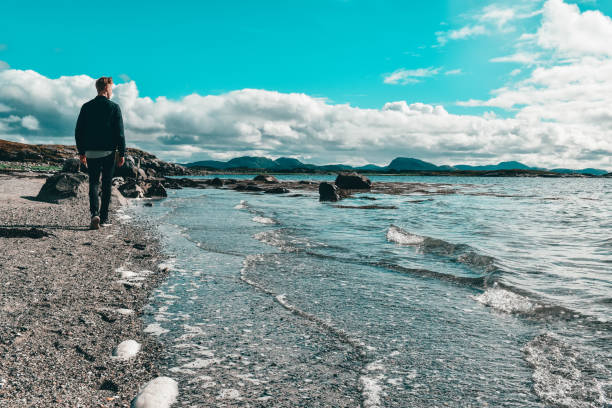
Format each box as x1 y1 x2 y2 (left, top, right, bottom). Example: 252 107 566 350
182 156 609 176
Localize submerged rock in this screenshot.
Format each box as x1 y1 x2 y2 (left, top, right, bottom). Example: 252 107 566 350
335 172 372 190
319 182 340 202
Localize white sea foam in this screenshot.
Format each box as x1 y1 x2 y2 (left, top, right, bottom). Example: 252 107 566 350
131 376 178 408
218 388 241 400
523 332 611 408
472 285 537 314
144 323 169 336
252 216 276 224
234 200 247 209
112 339 141 360
360 375 384 408
181 358 222 369
386 226 425 245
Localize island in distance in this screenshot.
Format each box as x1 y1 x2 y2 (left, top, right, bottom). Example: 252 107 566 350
182 155 609 176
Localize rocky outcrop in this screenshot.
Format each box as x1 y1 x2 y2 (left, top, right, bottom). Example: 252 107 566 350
319 182 340 202
335 172 372 190
36 173 88 202
253 175 278 184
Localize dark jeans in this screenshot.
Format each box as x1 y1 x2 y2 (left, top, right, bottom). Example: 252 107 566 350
87 153 115 220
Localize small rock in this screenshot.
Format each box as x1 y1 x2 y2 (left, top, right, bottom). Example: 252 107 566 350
62 158 82 173
319 182 340 202
253 175 278 183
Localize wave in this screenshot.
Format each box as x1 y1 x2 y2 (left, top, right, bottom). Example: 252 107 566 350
386 226 425 245
472 284 538 314
386 225 498 273
252 216 277 225
523 332 611 408
233 200 247 210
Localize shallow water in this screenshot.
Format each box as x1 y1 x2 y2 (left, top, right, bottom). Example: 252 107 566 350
128 176 612 407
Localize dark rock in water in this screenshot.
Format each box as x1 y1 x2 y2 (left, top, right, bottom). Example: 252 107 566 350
144 202 153 207
333 204 398 209
245 184 264 192
118 179 144 198
335 172 372 190
133 243 146 250
0 227 50 238
319 182 340 201
253 175 278 184
36 172 88 202
144 180 167 198
62 158 82 173
299 180 316 185
265 187 290 194
210 177 224 187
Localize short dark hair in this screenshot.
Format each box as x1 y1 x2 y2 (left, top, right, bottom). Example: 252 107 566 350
95 77 113 93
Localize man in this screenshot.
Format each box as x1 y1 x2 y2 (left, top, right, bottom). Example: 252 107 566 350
75 76 126 230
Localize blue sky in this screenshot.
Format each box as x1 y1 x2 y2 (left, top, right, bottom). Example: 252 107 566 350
2 0 600 109
1 0 612 169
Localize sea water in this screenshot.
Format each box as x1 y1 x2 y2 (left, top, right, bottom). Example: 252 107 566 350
127 175 611 407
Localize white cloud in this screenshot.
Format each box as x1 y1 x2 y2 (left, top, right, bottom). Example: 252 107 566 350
445 69 463 75
537 0 612 57
0 67 609 170
383 67 440 85
490 52 540 64
21 115 39 130
480 5 516 30
437 25 486 45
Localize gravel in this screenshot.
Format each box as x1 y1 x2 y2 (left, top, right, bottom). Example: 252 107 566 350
0 173 170 407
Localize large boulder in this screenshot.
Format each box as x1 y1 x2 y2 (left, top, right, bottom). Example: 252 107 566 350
319 182 340 202
62 158 83 173
36 173 88 202
335 172 371 190
253 175 278 184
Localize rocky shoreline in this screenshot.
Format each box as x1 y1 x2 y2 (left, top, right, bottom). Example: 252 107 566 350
0 173 172 407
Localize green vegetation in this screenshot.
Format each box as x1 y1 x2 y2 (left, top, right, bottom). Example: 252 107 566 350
0 163 62 172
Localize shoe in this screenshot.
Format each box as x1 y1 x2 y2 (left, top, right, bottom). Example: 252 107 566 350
90 216 100 230
100 219 112 227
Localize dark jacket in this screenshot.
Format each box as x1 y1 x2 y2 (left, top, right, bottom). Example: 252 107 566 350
75 95 125 156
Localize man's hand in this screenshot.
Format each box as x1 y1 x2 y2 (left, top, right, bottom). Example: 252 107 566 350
117 156 125 167
79 154 87 166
